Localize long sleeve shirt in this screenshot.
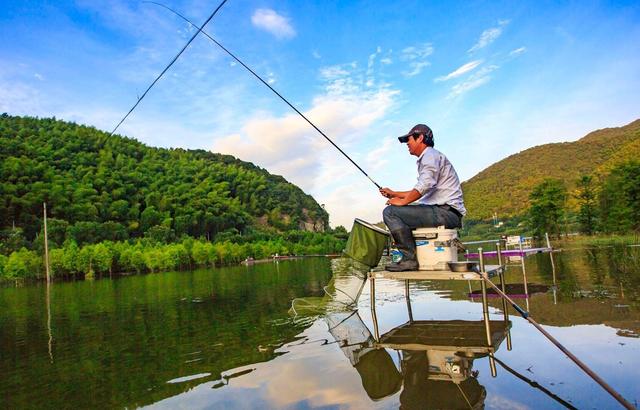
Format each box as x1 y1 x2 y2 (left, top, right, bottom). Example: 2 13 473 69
413 147 467 216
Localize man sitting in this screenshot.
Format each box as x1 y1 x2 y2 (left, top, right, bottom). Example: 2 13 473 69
380 124 466 272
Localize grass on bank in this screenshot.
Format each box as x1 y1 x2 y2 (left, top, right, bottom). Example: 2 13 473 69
557 233 640 248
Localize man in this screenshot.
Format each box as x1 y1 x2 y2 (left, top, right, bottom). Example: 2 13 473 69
380 124 466 272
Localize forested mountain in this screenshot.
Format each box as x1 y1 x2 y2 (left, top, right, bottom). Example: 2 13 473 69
462 119 640 219
0 114 328 243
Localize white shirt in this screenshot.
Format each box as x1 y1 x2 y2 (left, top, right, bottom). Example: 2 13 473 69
413 147 467 216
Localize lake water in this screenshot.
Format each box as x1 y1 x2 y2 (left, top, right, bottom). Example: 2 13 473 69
1 247 638 409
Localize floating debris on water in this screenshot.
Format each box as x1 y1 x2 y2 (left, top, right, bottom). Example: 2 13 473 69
616 329 640 338
166 373 211 384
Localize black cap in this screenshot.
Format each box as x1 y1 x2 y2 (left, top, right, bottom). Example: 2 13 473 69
398 124 433 143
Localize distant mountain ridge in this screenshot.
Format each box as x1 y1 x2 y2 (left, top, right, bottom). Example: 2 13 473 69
462 119 640 219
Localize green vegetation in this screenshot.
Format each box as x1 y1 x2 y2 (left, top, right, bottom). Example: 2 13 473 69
525 161 640 238
462 161 640 241
0 114 349 280
528 178 567 238
575 175 598 235
0 232 345 281
462 119 640 219
0 114 328 243
458 215 529 241
599 160 640 233
558 233 639 247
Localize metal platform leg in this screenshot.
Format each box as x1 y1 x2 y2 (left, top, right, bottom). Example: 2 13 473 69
496 243 512 351
405 280 414 323
369 272 380 342
519 241 530 311
479 248 497 377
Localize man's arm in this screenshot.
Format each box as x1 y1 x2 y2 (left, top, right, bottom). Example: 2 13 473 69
386 189 422 206
379 187 414 199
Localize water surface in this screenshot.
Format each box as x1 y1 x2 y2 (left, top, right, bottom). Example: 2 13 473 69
1 248 638 409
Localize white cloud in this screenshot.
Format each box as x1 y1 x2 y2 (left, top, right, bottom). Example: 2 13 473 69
449 65 499 98
212 89 398 191
468 20 509 53
401 43 434 77
312 50 321 59
402 44 434 60
212 58 399 223
251 9 296 39
323 184 386 227
510 46 527 56
0 79 44 115
435 60 483 82
380 57 392 65
366 138 395 171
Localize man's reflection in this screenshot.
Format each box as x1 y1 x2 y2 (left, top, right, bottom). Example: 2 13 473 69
400 349 485 409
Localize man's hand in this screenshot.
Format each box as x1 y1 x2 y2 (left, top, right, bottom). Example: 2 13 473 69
384 189 422 206
386 197 406 206
379 187 396 198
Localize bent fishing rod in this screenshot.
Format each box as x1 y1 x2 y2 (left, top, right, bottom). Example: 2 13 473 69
107 0 229 138
146 1 382 191
476 248 635 410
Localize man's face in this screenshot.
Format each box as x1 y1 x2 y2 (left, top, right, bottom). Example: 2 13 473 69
406 134 423 156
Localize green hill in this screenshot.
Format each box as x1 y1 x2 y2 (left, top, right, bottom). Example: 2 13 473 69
462 119 640 219
0 114 328 242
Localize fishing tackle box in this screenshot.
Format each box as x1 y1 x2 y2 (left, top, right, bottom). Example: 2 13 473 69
412 226 458 270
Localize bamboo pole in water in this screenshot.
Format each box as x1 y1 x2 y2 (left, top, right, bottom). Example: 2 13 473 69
43 202 50 283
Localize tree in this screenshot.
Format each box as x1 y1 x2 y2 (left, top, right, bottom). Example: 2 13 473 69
0 228 27 255
528 179 567 238
332 225 349 240
145 225 173 244
575 175 597 235
599 161 640 233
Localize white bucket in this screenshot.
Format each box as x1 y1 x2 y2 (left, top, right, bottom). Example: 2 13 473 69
413 226 458 271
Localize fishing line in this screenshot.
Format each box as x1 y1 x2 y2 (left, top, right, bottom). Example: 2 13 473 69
146 1 382 190
107 0 229 138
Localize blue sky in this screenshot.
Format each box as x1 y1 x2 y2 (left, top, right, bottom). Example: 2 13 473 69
2 0 639 227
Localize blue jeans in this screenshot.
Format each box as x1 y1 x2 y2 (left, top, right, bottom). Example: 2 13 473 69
383 205 462 260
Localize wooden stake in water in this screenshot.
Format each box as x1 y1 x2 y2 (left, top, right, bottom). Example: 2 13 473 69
43 202 50 283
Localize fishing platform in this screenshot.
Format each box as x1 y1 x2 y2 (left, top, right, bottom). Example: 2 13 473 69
343 220 555 377
368 256 512 378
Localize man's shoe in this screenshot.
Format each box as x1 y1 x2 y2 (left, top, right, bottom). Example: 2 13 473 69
385 259 419 272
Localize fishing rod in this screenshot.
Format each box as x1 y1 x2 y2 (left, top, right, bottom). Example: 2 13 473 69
107 0 229 138
145 1 382 190
476 248 635 410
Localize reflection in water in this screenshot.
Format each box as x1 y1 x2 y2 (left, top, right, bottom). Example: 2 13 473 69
46 280 53 363
290 258 368 316
1 247 639 408
326 310 511 409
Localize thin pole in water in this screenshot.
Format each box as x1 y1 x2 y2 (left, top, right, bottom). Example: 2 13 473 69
43 202 50 283
146 1 382 190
